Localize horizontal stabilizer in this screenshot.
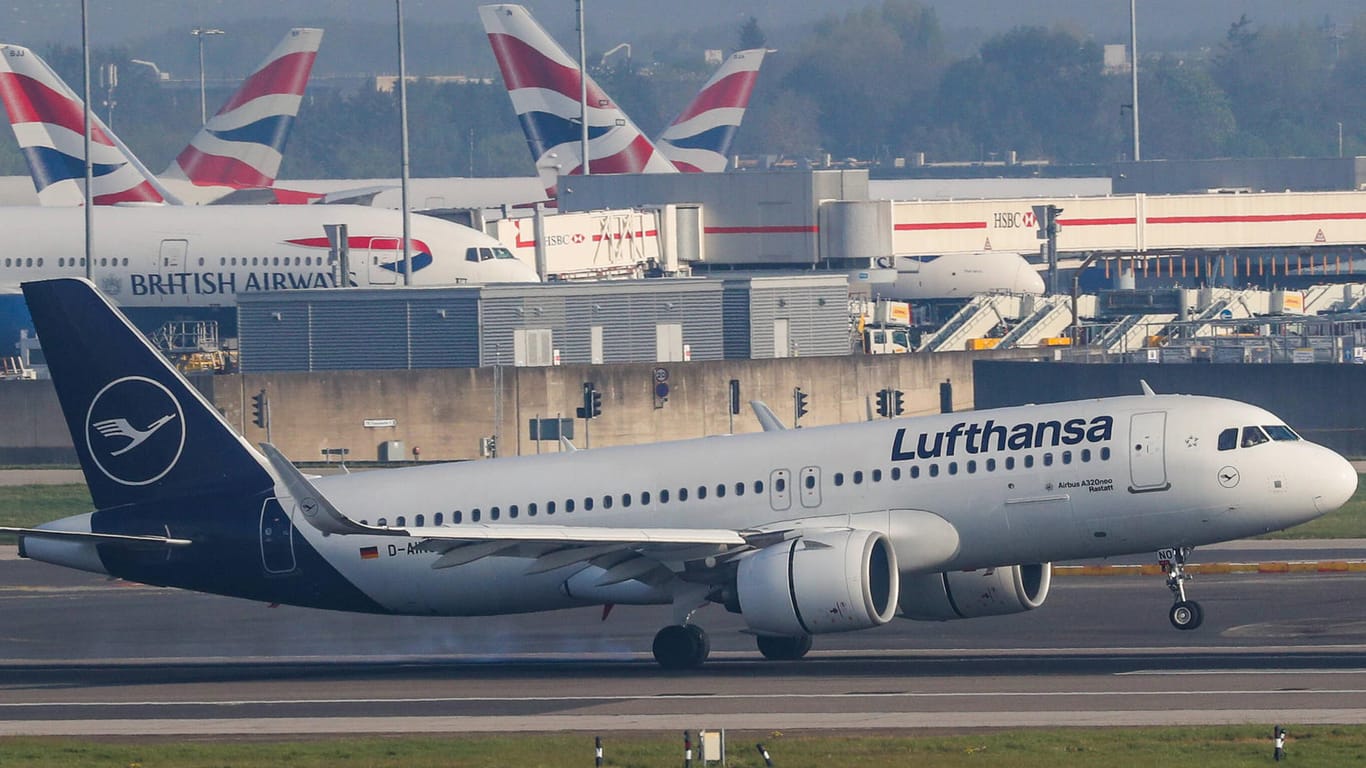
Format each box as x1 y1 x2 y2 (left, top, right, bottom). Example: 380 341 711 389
0 526 191 547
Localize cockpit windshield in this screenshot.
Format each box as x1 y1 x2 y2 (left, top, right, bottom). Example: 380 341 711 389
1218 424 1298 451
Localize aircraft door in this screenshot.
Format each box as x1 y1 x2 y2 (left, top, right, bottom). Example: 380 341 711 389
259 498 297 574
158 239 188 275
1129 411 1170 492
798 466 822 508
769 468 792 512
366 237 400 285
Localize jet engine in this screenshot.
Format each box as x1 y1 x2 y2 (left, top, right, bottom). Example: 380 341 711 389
899 563 1051 620
735 529 899 636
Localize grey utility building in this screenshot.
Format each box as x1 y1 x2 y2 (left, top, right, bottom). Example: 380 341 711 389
236 275 850 372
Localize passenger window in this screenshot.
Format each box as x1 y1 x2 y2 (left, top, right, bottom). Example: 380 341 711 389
1241 426 1269 448
471 509 481 522
434 512 443 526
547 501 556 515
528 503 537 517
415 514 424 526
966 460 977 473
734 482 744 497
1006 456 1015 470
1024 455 1035 468
490 507 500 521
1080 449 1090 462
509 505 518 519
603 495 613 509
679 488 689 502
774 478 785 493
697 486 707 500
1218 428 1238 451
929 464 939 478
1043 453 1053 467
891 467 901 480
872 469 882 482
584 497 594 511
378 517 388 527
454 511 462 524
566 499 575 513
622 494 631 508
853 471 864 484
1062 451 1072 465
1101 447 1111 461
834 472 845 487
641 491 651 505
660 489 670 503
716 484 725 498
396 516 406 526
985 458 996 472
754 480 763 493
948 462 958 476
804 475 816 489
911 465 921 479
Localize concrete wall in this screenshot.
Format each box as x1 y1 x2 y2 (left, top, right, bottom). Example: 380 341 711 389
0 349 1043 465
974 361 1366 456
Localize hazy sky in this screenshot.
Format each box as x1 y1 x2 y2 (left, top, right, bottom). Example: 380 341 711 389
1 1 1360 78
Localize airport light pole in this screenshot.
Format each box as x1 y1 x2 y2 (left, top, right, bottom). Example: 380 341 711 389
191 26 224 126
1128 0 1140 161
82 0 92 278
396 0 413 285
577 0 590 175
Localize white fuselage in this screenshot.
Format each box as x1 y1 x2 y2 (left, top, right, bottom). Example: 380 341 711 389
889 251 1045 300
289 394 1353 616
0 204 539 309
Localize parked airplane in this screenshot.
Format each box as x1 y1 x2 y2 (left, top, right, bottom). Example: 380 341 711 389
481 4 767 184
887 252 1046 299
0 30 323 206
7 278 1355 668
0 204 538 345
480 3 678 195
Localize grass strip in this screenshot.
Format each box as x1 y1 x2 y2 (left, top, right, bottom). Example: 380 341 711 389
2 727 1366 767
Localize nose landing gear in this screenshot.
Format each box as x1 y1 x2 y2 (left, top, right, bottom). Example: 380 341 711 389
1160 546 1203 630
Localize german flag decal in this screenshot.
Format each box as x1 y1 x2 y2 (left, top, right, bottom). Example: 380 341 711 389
359 546 379 560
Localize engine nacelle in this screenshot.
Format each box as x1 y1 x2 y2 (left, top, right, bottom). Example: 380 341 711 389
736 529 899 636
899 563 1051 620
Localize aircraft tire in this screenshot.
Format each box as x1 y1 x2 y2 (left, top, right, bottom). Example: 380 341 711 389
1169 600 1203 631
756 634 813 660
652 624 709 669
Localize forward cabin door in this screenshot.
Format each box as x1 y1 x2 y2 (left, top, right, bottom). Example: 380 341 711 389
1128 411 1170 492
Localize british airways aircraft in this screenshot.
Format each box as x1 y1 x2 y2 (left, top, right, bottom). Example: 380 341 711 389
480 4 767 186
0 205 539 346
5 278 1356 668
0 31 323 206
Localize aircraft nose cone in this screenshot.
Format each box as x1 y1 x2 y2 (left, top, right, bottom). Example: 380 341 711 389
1019 266 1046 295
1314 450 1358 515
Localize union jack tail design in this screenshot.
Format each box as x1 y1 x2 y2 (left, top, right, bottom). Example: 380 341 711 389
162 27 322 190
657 48 767 173
479 4 676 195
0 44 170 205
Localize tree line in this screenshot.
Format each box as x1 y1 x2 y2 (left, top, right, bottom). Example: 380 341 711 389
0 1 1362 183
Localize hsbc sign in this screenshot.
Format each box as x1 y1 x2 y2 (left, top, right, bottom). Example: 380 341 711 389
992 210 1037 229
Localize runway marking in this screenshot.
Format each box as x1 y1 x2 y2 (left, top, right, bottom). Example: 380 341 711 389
6 689 1366 708
1119 669 1366 676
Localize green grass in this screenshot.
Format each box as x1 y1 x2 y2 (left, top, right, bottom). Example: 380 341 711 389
0 484 92 541
0 728 1363 767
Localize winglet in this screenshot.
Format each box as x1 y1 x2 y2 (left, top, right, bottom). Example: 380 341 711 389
259 443 401 537
750 400 787 431
1140 380 1156 396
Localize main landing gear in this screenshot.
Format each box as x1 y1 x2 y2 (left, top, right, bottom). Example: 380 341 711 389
652 624 710 670
1159 546 1203 631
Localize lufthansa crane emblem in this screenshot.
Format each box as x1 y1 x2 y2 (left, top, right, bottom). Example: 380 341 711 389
84 376 186 486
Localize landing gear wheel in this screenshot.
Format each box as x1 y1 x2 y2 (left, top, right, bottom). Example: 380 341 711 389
1159 547 1204 631
756 634 813 661
652 624 710 670
1169 600 1204 631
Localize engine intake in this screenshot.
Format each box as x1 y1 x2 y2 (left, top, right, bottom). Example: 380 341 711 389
736 529 899 636
899 563 1051 620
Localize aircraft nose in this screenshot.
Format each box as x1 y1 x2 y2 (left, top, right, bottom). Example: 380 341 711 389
1019 266 1046 295
1313 449 1358 515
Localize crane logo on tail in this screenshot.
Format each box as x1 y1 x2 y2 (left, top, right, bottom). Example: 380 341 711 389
84 376 186 486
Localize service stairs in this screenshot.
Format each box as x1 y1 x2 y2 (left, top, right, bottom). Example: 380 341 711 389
918 294 1027 352
1091 313 1177 355
995 295 1097 349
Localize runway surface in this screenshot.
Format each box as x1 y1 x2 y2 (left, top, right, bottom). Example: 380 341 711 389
3 549 1366 735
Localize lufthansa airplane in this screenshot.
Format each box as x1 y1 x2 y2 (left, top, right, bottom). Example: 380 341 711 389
5 279 1357 668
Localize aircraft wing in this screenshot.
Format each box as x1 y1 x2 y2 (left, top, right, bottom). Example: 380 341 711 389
260 443 763 574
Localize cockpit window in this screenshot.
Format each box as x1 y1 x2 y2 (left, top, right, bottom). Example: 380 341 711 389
1217 428 1238 451
492 247 516 260
465 247 480 263
1263 425 1300 441
1240 425 1270 448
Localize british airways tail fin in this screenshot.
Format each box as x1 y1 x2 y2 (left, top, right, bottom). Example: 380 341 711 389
657 48 767 173
21 278 272 511
0 44 175 205
162 27 322 190
478 4 676 195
